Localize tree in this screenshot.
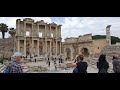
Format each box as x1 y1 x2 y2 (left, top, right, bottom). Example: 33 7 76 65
8 28 16 37
8 28 16 52
0 23 8 39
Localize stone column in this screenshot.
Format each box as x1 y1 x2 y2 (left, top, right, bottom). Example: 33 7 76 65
55 27 57 57
45 38 47 54
37 40 39 56
17 21 20 35
37 24 39 37
31 23 34 56
60 41 61 55
18 40 20 52
45 25 47 37
37 24 39 56
56 40 57 57
106 25 111 45
43 40 45 55
24 22 26 36
45 25 47 54
24 39 26 56
50 41 51 57
24 22 26 56
32 23 33 36
71 48 73 61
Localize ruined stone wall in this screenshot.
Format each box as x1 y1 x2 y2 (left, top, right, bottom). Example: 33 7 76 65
101 45 120 60
93 39 107 54
0 38 14 59
64 38 77 43
78 34 92 41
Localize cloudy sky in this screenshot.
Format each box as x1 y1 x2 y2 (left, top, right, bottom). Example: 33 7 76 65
0 17 120 41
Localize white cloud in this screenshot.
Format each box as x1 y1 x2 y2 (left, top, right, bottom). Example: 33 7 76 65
61 17 120 41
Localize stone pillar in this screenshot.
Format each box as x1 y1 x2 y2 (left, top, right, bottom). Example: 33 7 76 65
43 40 45 55
24 22 26 56
60 42 61 55
37 40 39 56
18 22 20 35
56 26 57 37
24 39 26 56
50 41 51 57
45 25 47 54
45 25 47 37
106 25 111 45
18 40 20 52
31 23 34 56
45 38 47 54
71 48 73 61
37 24 39 37
55 27 57 57
56 40 57 57
37 24 39 56
32 23 33 36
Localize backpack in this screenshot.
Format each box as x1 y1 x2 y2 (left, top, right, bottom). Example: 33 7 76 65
99 68 107 73
73 68 78 73
3 68 9 73
3 63 11 73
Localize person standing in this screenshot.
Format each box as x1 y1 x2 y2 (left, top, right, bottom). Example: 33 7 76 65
73 55 88 73
4 52 23 73
97 54 109 73
112 55 120 73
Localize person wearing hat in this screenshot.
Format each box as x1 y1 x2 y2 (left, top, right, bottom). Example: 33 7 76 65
6 52 23 73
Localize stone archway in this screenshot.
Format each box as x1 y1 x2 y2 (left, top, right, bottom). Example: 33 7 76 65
81 48 90 57
66 48 71 60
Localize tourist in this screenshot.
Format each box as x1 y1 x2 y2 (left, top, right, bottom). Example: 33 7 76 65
73 54 88 73
97 54 109 73
4 52 23 73
35 58 36 62
47 57 50 68
54 57 57 70
112 55 120 73
59 57 61 64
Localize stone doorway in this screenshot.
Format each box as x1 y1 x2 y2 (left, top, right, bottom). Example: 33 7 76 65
66 48 71 60
81 48 89 57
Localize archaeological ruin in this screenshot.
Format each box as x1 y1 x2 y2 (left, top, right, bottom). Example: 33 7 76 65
15 18 62 58
63 25 111 60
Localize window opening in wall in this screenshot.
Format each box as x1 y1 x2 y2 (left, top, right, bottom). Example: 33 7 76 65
51 33 53 37
26 31 30 36
39 32 42 37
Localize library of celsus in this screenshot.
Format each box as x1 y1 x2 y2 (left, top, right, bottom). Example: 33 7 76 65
15 18 62 57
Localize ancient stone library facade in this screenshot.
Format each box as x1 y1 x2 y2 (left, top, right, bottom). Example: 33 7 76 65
15 18 62 57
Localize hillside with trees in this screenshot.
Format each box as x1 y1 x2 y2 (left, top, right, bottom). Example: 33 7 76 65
92 35 120 44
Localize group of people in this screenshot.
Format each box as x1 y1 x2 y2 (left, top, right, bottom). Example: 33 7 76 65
2 51 120 73
73 54 120 73
46 55 63 71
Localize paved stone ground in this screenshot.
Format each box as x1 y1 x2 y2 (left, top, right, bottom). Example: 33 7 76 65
21 60 99 73
0 59 113 73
